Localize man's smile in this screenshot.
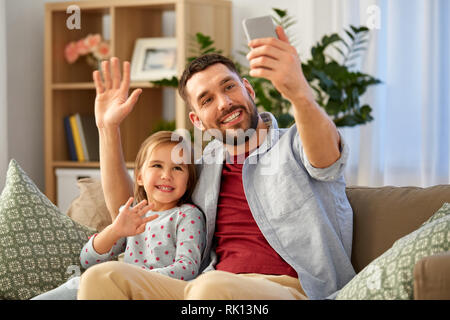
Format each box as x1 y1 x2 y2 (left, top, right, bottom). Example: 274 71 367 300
221 110 242 124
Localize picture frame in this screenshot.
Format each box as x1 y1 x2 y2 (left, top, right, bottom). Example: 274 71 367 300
130 37 177 81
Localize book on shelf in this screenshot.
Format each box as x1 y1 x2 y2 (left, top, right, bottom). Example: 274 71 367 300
79 114 100 161
75 113 89 162
69 114 85 161
63 116 77 161
65 113 99 162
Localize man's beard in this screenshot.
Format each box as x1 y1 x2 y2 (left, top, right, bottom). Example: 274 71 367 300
221 101 259 146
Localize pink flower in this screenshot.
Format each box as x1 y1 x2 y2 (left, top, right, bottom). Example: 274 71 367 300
93 41 110 60
76 39 89 55
85 34 101 50
64 34 109 66
64 41 79 64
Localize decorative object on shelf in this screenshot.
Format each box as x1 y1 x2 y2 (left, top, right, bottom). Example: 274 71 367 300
64 33 110 69
150 33 220 88
130 37 177 81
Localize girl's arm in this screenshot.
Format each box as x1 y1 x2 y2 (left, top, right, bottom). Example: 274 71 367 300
92 224 123 254
93 58 143 219
149 207 206 281
80 197 158 269
80 232 126 269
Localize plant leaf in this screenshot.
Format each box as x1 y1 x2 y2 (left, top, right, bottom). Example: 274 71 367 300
345 30 355 41
150 76 179 88
273 8 287 18
332 45 347 58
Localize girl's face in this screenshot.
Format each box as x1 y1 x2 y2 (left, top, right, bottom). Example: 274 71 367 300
137 143 189 211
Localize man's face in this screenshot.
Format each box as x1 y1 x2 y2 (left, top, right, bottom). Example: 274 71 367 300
187 63 259 145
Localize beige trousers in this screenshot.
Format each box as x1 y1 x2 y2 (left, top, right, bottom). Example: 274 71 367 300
77 261 308 300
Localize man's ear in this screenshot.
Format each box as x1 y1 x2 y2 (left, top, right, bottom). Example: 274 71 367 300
189 111 204 130
242 77 256 100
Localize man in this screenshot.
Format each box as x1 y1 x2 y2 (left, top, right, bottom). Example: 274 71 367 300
78 26 355 300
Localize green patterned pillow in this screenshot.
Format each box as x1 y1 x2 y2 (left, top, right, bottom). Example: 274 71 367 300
421 202 450 226
0 159 96 300
336 204 450 300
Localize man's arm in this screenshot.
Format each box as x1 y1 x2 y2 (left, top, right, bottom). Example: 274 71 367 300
246 26 340 169
93 57 143 218
290 95 340 169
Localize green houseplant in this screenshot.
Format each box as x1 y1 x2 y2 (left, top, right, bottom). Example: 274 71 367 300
301 25 382 127
151 8 381 129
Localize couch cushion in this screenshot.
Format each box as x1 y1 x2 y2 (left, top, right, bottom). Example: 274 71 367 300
0 159 96 300
336 204 450 300
66 178 111 232
346 185 450 273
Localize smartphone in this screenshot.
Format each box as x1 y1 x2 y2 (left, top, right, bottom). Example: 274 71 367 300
242 15 278 42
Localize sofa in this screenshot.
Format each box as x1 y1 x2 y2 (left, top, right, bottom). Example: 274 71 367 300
0 159 449 299
67 179 450 299
345 185 450 299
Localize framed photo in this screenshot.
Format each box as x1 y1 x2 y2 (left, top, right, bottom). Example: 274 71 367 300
130 37 177 81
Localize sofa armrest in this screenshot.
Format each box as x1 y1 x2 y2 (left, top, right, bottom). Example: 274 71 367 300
413 252 450 299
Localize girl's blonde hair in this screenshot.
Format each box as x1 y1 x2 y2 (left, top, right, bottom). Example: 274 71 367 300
133 131 197 206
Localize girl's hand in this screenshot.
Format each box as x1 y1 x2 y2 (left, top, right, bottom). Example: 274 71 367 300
93 57 142 130
111 197 158 238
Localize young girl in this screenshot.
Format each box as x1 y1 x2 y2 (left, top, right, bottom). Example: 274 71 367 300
80 130 205 280
32 131 205 299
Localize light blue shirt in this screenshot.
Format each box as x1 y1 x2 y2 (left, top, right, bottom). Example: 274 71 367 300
191 112 355 300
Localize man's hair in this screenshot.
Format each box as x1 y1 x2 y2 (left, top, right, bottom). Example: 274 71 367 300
178 54 240 109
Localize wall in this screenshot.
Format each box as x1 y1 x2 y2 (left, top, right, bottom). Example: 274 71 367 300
0 0 7 185
3 0 72 191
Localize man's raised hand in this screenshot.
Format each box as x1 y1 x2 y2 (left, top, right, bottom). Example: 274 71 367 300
93 57 142 130
246 26 314 104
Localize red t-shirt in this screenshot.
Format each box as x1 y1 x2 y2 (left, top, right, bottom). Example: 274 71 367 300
214 153 298 277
